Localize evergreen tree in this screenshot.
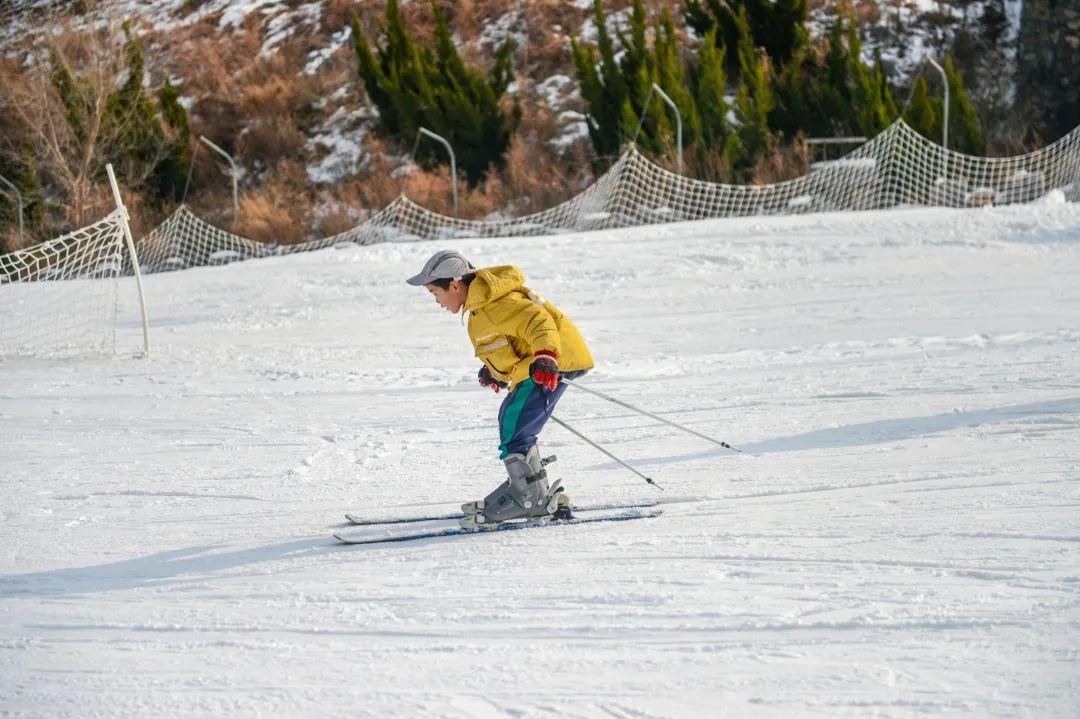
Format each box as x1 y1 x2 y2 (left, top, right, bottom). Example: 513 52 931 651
652 8 701 151
944 56 984 155
733 6 774 166
573 0 739 175
691 27 729 151
771 54 821 136
688 27 741 179
351 0 518 185
156 79 192 201
904 76 937 139
571 0 629 163
771 15 897 141
572 0 672 162
630 4 700 157
979 0 1009 46
104 24 190 202
47 24 189 205
617 0 656 152
686 0 808 71
845 28 894 137
876 55 900 122
971 0 1013 139
901 57 983 155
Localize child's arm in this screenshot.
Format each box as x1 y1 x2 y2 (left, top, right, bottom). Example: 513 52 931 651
490 294 562 390
498 294 561 357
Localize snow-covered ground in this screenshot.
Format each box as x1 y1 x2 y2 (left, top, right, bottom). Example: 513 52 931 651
2 202 1079 717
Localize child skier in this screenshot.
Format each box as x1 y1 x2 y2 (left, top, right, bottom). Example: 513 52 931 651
407 249 594 529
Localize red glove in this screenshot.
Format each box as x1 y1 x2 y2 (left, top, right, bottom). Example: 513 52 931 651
530 350 560 391
478 366 507 394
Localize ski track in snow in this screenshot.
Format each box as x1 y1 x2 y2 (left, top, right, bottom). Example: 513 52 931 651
2 204 1080 717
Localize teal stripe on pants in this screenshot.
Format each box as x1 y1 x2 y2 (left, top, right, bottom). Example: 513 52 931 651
498 378 536 459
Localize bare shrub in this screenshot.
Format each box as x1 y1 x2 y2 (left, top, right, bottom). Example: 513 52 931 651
401 164 458 218
322 0 363 32
750 138 811 185
684 144 738 184
504 135 578 213
239 73 304 119
0 20 174 232
443 0 480 38
119 189 161 240
0 227 26 255
235 178 311 244
312 185 367 237
854 0 882 25
239 112 308 168
174 21 258 100
349 138 406 211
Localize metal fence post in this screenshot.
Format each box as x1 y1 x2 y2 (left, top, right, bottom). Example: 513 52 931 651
414 127 459 218
925 56 949 182
199 135 239 223
632 84 685 175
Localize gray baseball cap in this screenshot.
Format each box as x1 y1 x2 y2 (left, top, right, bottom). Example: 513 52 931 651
406 249 476 286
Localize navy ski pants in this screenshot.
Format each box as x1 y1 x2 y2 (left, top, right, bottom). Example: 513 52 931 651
497 372 584 459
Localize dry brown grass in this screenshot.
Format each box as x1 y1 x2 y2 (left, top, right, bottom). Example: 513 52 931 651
234 165 313 244
119 190 164 240
234 46 317 164
442 0 481 38
242 117 309 167
312 186 368 237
505 134 590 213
685 146 737 184
401 165 467 218
358 1 438 45
175 22 261 99
322 0 363 33
749 138 811 185
853 1 882 25
346 137 405 210
0 228 24 256
239 73 306 119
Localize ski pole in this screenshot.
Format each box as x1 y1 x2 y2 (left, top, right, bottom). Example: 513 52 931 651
549 416 663 491
565 380 742 453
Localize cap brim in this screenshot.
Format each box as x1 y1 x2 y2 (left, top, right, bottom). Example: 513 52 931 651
406 272 431 286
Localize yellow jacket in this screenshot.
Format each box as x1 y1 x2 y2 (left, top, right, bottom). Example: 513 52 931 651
465 265 593 388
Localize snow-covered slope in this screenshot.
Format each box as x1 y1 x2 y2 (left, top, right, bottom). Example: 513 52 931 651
2 202 1079 716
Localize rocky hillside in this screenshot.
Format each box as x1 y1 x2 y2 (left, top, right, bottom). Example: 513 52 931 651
0 0 1068 246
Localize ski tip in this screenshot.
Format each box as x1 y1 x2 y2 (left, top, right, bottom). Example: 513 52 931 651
332 533 370 544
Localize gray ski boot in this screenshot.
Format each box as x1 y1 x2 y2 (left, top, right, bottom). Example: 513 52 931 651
460 446 563 529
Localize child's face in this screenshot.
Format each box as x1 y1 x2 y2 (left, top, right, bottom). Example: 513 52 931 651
425 280 468 314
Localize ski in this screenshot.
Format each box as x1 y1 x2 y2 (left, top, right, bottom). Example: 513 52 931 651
333 507 662 545
344 499 660 527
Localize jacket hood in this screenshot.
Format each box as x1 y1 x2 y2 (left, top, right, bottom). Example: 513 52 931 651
464 265 524 311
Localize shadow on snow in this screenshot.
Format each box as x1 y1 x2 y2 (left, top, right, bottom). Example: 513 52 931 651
581 396 1080 467
0 536 358 599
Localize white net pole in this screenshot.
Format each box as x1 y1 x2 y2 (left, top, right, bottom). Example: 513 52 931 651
106 163 151 358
